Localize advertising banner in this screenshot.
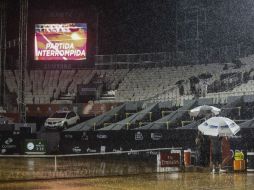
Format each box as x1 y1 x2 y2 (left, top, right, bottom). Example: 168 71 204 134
159 152 180 167
24 139 47 155
0 136 17 154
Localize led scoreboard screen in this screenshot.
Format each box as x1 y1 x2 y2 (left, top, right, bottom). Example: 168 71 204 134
34 23 87 61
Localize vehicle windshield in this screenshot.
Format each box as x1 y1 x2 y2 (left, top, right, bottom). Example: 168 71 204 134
50 112 67 118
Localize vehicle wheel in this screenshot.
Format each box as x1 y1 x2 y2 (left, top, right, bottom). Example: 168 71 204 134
63 123 68 130
77 119 80 124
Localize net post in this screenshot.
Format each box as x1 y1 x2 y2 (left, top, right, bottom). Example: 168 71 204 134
54 156 57 172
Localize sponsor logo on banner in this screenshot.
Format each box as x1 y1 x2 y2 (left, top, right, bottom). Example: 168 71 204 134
100 146 106 153
64 134 73 139
81 132 88 141
1 144 16 149
135 131 143 141
72 146 82 153
160 152 180 167
113 147 123 152
96 134 108 139
13 131 20 135
151 133 162 140
24 140 46 154
128 149 139 155
26 142 35 151
1 138 16 149
87 148 97 153
146 151 158 155
5 138 13 145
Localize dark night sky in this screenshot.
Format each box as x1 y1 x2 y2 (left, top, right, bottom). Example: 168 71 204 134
97 0 176 54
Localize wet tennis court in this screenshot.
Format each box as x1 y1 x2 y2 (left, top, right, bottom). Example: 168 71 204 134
1 172 254 190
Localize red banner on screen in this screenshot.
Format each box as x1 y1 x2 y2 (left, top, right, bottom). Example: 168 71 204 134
34 23 87 61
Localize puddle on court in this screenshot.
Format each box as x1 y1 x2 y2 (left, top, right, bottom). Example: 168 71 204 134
0 172 253 190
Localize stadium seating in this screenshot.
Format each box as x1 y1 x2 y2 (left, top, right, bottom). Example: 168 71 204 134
5 53 254 105
4 70 17 94
115 63 224 102
5 69 95 104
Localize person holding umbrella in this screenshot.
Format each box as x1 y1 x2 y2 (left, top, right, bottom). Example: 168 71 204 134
210 136 226 173
198 116 240 173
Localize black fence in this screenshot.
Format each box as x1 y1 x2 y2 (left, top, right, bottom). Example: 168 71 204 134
1 123 254 155
0 124 36 154
59 129 197 154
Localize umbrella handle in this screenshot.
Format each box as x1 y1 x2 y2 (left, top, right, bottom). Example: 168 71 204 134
230 149 234 158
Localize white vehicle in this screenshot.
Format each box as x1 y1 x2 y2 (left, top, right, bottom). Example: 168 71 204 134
44 111 80 130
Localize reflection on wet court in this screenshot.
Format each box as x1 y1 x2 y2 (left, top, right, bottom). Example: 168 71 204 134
1 172 254 190
0 149 252 190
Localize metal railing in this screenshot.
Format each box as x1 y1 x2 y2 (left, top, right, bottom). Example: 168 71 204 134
95 44 254 66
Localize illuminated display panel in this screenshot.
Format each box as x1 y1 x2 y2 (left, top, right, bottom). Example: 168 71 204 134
34 23 87 61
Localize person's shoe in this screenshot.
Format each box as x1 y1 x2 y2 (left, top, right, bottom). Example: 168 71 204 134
219 169 226 173
211 169 216 174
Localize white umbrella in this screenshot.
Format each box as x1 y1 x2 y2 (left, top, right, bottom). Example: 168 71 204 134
189 105 221 117
198 116 240 137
